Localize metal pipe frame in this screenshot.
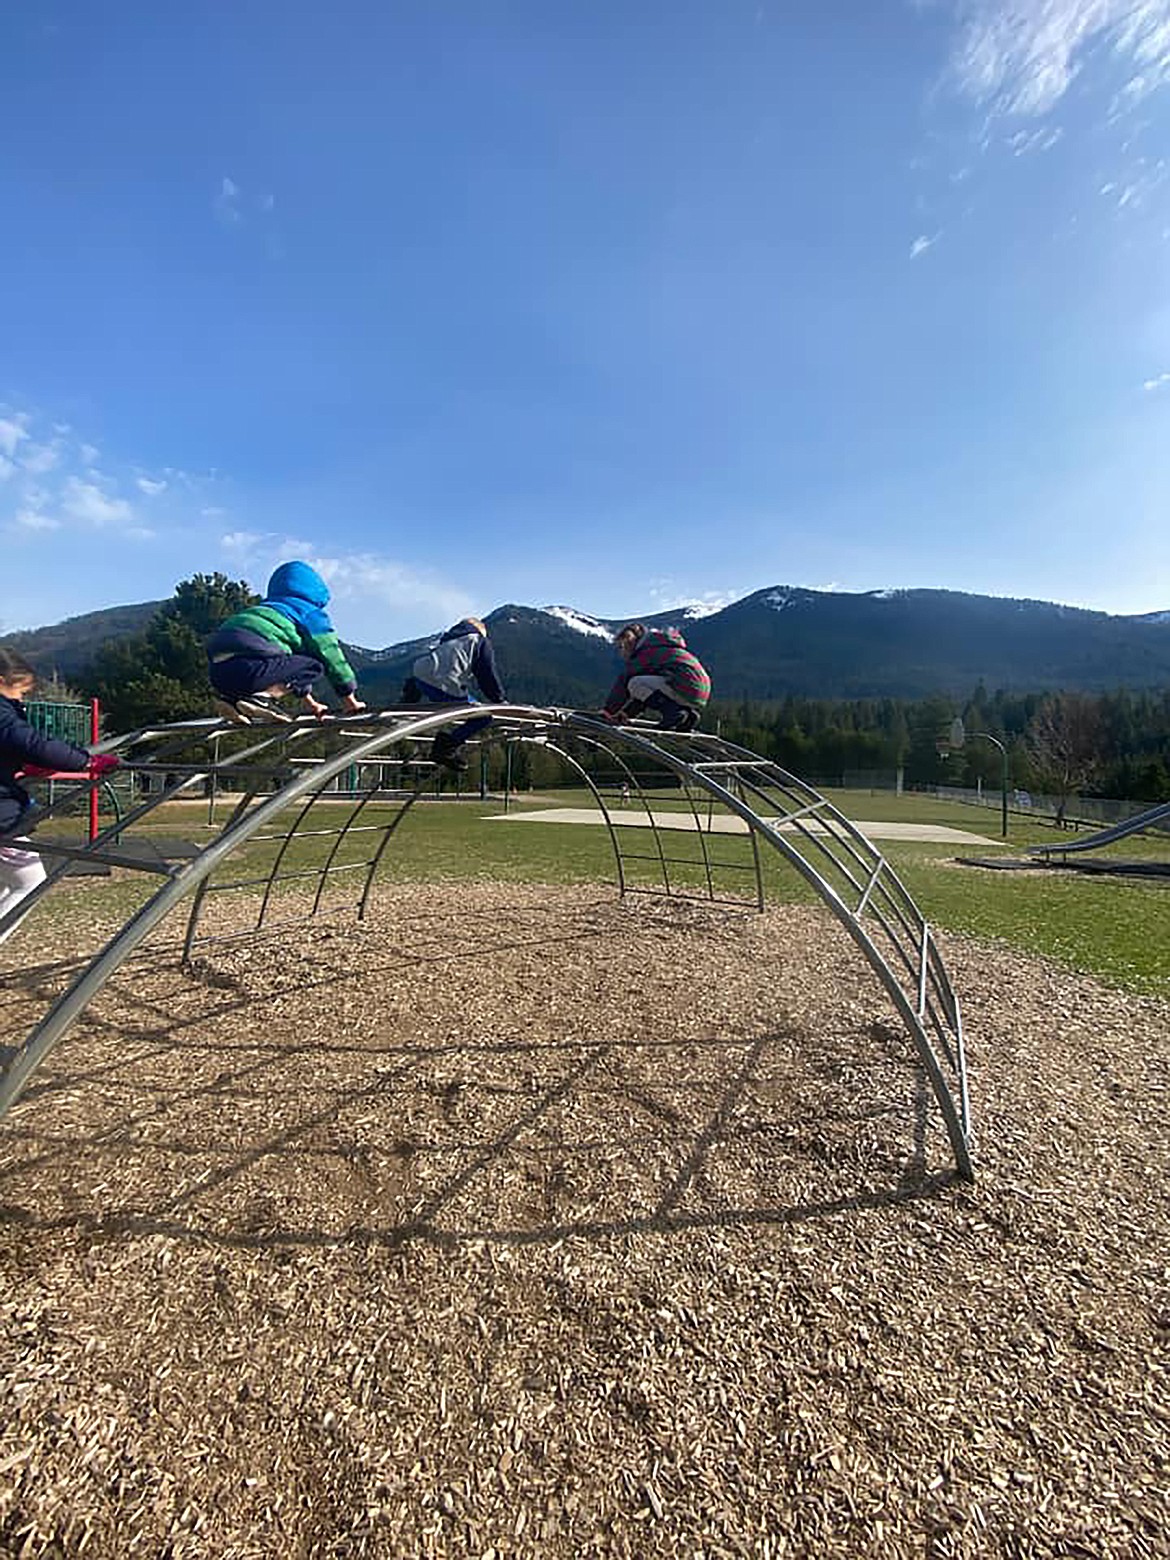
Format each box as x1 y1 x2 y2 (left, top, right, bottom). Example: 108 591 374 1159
0 704 973 1178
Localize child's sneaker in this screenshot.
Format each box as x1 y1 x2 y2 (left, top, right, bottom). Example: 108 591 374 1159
235 693 295 724
431 737 469 772
213 698 252 726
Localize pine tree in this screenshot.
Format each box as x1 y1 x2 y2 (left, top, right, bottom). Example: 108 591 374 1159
81 573 258 731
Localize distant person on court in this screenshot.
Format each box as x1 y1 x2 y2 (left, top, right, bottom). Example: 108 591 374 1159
602 623 711 732
0 648 120 947
205 561 367 725
401 617 505 772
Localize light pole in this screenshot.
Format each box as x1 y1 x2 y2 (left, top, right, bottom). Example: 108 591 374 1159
946 718 1009 839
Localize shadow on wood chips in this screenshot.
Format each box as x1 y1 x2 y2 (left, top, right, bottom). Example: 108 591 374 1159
0 881 1166 1558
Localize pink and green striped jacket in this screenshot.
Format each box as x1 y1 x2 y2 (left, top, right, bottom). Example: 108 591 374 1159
604 628 712 715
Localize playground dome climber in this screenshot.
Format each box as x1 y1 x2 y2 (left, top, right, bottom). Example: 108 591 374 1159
0 705 973 1179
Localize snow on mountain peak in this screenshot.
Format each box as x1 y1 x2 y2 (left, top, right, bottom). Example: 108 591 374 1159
764 589 795 611
543 606 613 640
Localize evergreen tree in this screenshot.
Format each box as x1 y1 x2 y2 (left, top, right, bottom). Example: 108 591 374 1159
81 573 258 731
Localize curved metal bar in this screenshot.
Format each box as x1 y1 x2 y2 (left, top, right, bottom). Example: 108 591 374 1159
514 735 629 898
676 768 719 901
356 782 428 920
563 717 973 1178
679 736 965 1035
0 769 210 942
309 780 385 919
255 781 330 929
3 723 319 944
181 786 261 961
620 751 676 894
0 718 446 1118
0 706 973 1179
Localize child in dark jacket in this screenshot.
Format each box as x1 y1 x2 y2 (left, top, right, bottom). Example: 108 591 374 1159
0 648 120 947
402 617 505 772
603 623 711 732
205 561 367 725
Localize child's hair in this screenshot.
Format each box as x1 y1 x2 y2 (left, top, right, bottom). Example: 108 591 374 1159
615 623 645 647
442 617 488 640
0 647 37 685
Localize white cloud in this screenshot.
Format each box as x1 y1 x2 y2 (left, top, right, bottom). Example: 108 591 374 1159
1 403 218 568
61 476 133 526
646 581 743 616
220 528 263 552
215 175 242 224
20 441 61 475
305 550 476 629
215 534 476 641
0 415 30 458
948 1 1170 119
1006 125 1064 155
1143 370 1170 389
1108 157 1169 206
214 177 277 227
909 232 939 258
12 508 60 532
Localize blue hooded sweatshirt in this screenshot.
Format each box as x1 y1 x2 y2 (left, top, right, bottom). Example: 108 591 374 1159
208 560 358 695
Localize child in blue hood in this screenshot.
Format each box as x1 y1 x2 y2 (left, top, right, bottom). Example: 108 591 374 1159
206 561 367 724
402 617 505 771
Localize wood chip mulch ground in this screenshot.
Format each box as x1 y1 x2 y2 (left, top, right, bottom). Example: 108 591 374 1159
0 881 1167 1558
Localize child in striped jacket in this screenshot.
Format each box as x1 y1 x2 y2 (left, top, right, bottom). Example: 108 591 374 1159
603 624 711 732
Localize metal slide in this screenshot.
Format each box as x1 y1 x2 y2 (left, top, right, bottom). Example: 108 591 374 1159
0 707 974 1178
1028 798 1170 857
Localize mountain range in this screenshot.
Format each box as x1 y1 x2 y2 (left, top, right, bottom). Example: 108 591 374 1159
9 586 1170 704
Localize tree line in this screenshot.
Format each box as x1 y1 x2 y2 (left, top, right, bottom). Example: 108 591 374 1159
62 573 1170 807
708 686 1170 805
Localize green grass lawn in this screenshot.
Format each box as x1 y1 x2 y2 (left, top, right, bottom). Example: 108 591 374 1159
889 845 1170 992
36 785 1170 996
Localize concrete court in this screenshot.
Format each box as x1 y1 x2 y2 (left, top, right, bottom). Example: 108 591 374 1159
485 807 1001 846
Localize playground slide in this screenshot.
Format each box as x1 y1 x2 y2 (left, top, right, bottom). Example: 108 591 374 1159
1028 798 1170 856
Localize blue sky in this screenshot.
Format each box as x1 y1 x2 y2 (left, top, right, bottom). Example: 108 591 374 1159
3 1 1170 646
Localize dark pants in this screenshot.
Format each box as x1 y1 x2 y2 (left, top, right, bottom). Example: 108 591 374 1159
640 692 701 731
207 628 323 700
408 679 492 750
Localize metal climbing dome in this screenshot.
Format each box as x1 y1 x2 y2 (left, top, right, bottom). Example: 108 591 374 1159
0 706 974 1178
